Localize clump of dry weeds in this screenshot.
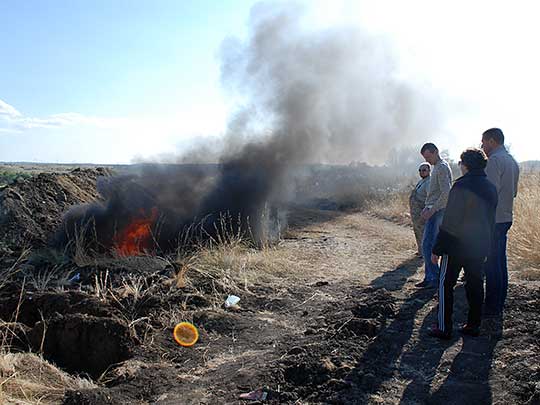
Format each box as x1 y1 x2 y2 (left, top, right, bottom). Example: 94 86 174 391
176 238 297 309
0 353 96 404
366 188 411 225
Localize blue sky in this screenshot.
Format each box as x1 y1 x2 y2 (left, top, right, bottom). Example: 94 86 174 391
1 0 539 163
1 1 253 116
0 0 254 162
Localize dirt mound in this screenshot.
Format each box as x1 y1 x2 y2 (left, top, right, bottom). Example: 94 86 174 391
63 361 180 404
350 287 397 319
0 167 112 255
62 390 116 405
0 290 115 327
0 352 96 405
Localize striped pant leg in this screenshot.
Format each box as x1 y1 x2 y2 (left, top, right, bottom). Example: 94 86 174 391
438 255 462 333
463 257 485 328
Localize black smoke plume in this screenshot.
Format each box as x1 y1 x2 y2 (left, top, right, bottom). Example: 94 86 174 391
58 2 440 253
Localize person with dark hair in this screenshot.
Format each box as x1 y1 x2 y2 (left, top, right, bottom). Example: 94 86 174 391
481 128 520 316
429 148 498 339
409 162 431 255
416 143 453 288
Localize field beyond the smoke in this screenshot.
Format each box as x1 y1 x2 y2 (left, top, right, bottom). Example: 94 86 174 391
369 170 540 279
0 164 539 405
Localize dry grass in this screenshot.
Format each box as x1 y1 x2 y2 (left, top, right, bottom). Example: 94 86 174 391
365 172 540 273
70 220 101 267
0 249 30 291
0 353 96 404
366 188 411 225
179 240 297 308
508 171 540 273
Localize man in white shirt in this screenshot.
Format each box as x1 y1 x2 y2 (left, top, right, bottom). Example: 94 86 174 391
481 128 520 316
416 143 453 289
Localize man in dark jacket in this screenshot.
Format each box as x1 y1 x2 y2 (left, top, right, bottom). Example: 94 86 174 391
429 148 497 339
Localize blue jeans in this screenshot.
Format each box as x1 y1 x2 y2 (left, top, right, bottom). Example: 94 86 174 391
422 209 444 284
485 222 512 313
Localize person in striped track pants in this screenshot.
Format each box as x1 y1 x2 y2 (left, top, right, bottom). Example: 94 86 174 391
428 148 498 340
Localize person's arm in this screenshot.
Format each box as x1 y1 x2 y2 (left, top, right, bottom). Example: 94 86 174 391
485 155 502 194
513 159 520 198
431 165 452 212
433 184 465 256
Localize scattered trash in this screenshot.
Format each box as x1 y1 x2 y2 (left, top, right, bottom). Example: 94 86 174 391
224 295 241 308
173 322 199 347
239 388 268 401
68 273 81 283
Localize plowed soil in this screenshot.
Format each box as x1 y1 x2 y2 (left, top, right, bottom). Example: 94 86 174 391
1 207 539 404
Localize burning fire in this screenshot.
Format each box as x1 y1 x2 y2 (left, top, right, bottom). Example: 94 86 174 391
114 207 158 256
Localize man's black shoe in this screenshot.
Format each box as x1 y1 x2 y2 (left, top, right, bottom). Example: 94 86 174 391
428 327 452 340
459 324 480 337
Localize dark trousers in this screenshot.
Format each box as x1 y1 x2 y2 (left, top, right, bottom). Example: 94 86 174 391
485 222 512 313
422 210 444 283
438 255 485 333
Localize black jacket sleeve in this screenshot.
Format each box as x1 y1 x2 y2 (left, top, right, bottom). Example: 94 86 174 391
432 183 465 256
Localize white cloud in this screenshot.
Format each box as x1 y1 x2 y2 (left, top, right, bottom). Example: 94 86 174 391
0 99 22 119
0 100 112 132
0 98 228 163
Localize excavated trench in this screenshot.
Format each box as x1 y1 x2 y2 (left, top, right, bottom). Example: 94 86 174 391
0 290 135 378
29 314 133 378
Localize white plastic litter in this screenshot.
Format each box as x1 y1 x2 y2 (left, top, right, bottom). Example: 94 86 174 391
224 295 241 308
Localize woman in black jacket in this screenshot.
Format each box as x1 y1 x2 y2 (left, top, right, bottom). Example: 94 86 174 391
429 148 498 339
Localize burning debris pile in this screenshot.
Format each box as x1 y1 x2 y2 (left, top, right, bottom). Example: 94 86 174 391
58 164 286 256
0 168 112 256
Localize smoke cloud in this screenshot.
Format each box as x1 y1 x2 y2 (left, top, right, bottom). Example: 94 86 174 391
219 2 440 165
58 2 441 252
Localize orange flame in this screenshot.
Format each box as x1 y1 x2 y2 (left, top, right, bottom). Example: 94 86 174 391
114 207 158 256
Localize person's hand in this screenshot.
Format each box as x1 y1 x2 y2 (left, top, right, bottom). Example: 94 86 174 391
421 207 433 221
431 253 440 265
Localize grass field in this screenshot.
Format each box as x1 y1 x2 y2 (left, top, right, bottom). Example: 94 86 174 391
0 164 538 403
368 171 540 275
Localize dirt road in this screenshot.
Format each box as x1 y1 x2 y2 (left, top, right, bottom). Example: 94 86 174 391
58 210 540 404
